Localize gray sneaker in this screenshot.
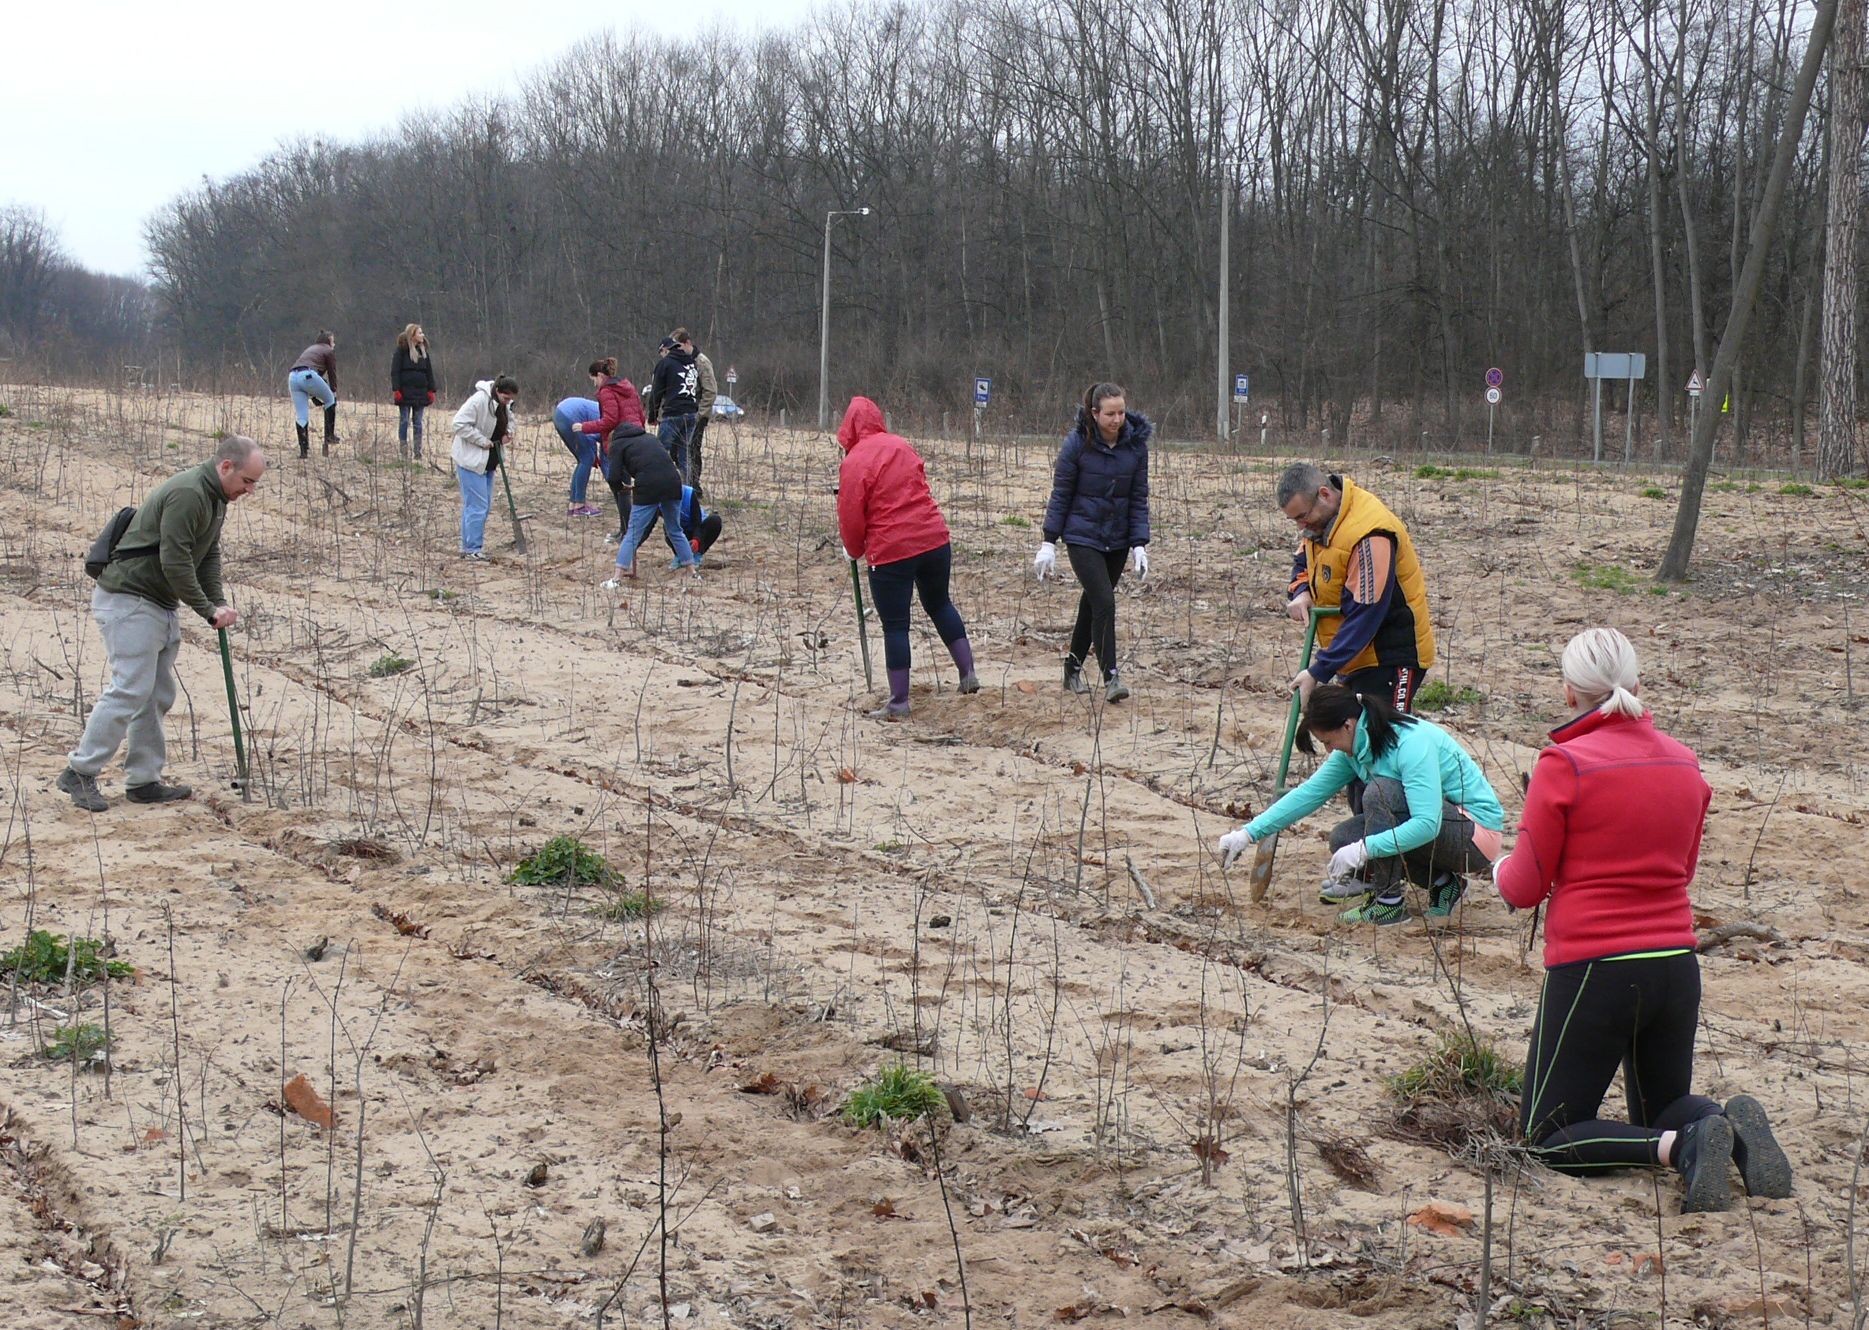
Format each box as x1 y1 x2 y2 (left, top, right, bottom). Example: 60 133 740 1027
1318 873 1371 904
1104 673 1130 704
56 767 107 812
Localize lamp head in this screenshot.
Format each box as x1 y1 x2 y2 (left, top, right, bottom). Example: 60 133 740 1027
858 207 870 215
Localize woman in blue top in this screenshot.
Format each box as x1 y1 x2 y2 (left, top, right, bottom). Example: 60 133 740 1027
1035 381 1151 703
1218 685 1504 924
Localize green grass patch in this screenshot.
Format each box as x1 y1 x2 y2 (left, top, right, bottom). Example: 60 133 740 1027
512 836 619 889
1000 513 1031 528
1837 476 1869 490
1572 562 1643 595
1414 680 1484 711
427 589 456 602
210 429 228 440
1 930 132 984
367 653 414 678
593 889 662 922
873 839 906 854
44 1023 111 1065
843 1062 947 1128
0 403 11 418
1389 1029 1523 1104
1708 480 1741 493
1415 464 1499 481
1778 482 1815 497
1638 485 1667 499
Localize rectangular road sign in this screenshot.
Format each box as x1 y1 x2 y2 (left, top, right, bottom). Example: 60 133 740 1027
1233 373 1250 403
1584 352 1647 380
973 377 991 405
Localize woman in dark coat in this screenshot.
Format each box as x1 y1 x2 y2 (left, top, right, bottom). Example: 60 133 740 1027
1035 381 1151 703
390 324 438 458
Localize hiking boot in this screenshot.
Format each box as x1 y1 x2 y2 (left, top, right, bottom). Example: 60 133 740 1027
1339 896 1408 926
1104 673 1130 704
956 673 980 694
1425 872 1468 918
126 780 193 804
56 767 107 812
1063 657 1090 694
1673 1114 1735 1213
869 701 910 722
1724 1096 1792 1198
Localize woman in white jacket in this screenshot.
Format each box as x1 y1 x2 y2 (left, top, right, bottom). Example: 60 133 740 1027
451 376 519 559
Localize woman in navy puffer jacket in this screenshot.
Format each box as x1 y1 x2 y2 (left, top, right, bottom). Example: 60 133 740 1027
1036 381 1151 702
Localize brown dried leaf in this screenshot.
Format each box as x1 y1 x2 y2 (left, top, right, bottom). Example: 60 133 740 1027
1055 1300 1097 1322
371 903 430 938
1015 680 1037 694
1191 1135 1230 1167
740 1071 785 1095
1406 1202 1473 1237
283 1074 335 1129
872 1198 910 1220
836 767 858 784
1022 1087 1050 1101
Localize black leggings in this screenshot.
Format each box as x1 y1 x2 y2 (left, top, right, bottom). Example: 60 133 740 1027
1066 544 1126 679
867 543 967 671
1520 951 1721 1173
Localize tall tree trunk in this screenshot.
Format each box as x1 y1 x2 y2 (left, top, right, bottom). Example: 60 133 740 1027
1645 16 1673 460
1660 0 1839 580
1820 0 1867 480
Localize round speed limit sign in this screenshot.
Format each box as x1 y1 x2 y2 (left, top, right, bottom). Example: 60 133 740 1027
1485 387 1502 405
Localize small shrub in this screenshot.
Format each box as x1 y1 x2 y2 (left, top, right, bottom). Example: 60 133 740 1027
594 889 661 921
1415 464 1498 481
512 836 618 889
1415 463 1447 478
1778 482 1814 497
1389 1029 1523 1104
1708 480 1741 493
368 653 414 678
1837 477 1869 490
1414 680 1483 711
843 1062 947 1128
1000 514 1031 528
0 403 11 418
44 1023 110 1066
210 429 228 440
1572 562 1642 595
428 589 455 602
1638 485 1667 499
1 930 132 983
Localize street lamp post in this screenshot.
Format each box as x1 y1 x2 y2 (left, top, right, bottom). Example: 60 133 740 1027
819 206 871 431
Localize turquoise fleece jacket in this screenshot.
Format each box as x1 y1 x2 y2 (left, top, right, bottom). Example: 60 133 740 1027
1246 713 1504 857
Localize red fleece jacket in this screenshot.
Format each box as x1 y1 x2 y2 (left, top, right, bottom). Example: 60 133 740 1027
836 397 950 566
1495 709 1708 967
574 376 645 452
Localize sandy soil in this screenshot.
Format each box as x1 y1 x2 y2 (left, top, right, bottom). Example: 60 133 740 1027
0 381 1865 1329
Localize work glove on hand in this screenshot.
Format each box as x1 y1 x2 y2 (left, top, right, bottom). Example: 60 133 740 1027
844 547 860 563
393 390 403 404
427 391 436 405
1131 546 1149 579
1328 840 1371 879
1218 826 1256 869
1034 540 1057 581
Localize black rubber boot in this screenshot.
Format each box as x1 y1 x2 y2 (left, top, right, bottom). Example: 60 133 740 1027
1673 1114 1735 1214
1063 655 1090 695
323 404 340 448
296 423 309 458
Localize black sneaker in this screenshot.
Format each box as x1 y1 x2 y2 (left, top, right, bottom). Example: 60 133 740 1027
1724 1096 1792 1199
125 780 193 804
1673 1114 1735 1213
56 767 107 812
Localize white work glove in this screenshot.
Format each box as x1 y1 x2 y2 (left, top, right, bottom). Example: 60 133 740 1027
1328 840 1370 879
1034 541 1057 581
1218 826 1256 869
843 546 859 563
1131 546 1149 579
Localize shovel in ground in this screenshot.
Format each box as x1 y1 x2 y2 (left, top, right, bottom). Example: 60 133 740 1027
498 457 531 554
1248 605 1336 903
218 628 250 802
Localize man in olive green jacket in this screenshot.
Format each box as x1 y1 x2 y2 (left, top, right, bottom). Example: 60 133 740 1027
57 436 266 811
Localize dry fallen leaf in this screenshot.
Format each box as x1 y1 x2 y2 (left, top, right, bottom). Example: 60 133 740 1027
282 1074 335 1129
740 1072 785 1095
371 903 431 938
1015 680 1037 694
1406 1202 1473 1237
836 767 857 783
1055 1300 1097 1322
872 1198 910 1220
1022 1087 1050 1101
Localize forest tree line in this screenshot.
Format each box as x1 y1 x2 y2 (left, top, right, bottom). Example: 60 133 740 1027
5 0 1867 471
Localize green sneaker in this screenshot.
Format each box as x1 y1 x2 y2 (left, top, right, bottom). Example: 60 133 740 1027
1339 896 1409 926
1425 873 1467 918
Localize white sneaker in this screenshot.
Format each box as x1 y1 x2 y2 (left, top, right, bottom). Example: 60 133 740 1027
600 577 621 590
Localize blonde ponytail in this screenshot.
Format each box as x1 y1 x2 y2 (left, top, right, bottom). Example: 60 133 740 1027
1560 627 1646 718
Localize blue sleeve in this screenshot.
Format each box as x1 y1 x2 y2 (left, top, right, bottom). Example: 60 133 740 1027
1309 535 1395 682
1042 436 1082 543
1127 443 1150 547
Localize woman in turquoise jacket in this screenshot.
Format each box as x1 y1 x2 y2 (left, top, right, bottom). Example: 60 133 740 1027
1218 685 1504 924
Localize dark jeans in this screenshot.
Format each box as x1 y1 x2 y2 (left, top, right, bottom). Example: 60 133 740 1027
397 404 427 447
1328 776 1491 901
690 415 709 488
1521 951 1722 1173
659 414 699 485
1066 544 1126 679
867 543 968 672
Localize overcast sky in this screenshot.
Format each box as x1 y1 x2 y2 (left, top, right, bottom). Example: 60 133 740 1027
5 0 819 278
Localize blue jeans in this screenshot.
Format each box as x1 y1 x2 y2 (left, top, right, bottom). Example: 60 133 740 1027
616 498 697 571
398 403 427 448
288 369 335 427
658 414 698 484
457 465 493 553
555 410 598 502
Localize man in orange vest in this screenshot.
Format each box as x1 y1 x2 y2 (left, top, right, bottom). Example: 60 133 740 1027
1276 463 1435 711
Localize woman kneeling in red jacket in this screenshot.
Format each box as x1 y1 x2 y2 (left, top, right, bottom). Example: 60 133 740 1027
1498 627 1791 1212
836 397 977 719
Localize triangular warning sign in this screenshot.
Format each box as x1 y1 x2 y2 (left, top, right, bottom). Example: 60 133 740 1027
1686 370 1704 393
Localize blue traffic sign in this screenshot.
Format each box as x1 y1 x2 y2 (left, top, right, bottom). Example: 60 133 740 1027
973 377 991 405
1233 373 1250 402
